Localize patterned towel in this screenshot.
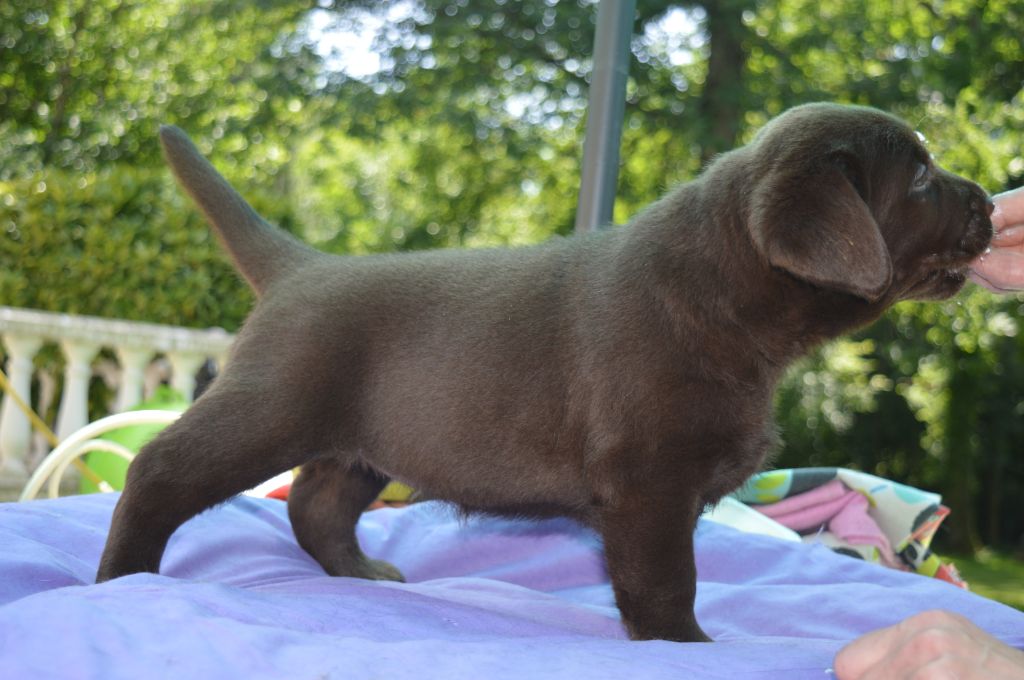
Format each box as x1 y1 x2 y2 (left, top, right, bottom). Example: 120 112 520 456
734 468 966 587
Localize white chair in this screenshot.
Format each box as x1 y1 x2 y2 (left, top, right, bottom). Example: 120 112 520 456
19 409 294 501
19 410 182 501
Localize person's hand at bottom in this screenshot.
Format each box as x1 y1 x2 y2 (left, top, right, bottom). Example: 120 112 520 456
834 610 1024 680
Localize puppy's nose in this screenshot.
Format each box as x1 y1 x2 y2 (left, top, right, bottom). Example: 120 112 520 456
986 198 995 217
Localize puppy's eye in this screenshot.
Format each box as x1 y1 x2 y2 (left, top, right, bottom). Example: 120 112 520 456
912 162 931 191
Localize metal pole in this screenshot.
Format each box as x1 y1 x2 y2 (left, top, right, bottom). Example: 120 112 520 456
574 0 635 233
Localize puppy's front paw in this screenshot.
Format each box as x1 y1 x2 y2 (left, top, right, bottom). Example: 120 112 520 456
627 618 713 643
96 542 161 582
321 553 405 582
364 558 405 582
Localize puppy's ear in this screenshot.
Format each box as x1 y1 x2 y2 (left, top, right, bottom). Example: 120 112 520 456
748 157 892 302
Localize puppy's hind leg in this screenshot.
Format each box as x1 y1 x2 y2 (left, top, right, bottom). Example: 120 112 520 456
96 385 320 582
288 457 404 582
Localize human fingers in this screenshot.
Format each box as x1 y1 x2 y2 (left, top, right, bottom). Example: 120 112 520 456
859 629 1024 680
969 249 1024 292
834 611 978 680
833 621 908 679
840 612 977 680
991 225 1024 249
969 269 1012 293
992 187 1024 230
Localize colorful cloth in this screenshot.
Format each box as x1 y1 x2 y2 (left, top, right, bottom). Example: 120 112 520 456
734 468 965 587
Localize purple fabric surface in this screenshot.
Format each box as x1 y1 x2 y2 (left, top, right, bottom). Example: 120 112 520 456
1 494 1021 679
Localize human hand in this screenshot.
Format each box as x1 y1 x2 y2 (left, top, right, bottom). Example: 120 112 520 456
970 186 1024 292
834 609 1024 679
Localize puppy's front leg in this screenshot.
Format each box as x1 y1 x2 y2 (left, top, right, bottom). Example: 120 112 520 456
599 490 711 643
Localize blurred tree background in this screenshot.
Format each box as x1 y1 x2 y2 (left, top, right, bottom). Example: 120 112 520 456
2 0 1024 557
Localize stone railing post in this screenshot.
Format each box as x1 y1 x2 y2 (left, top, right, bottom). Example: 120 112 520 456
0 334 44 479
168 351 207 404
115 346 154 413
55 340 101 441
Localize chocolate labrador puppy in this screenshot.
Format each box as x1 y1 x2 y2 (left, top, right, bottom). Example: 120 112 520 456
97 103 992 643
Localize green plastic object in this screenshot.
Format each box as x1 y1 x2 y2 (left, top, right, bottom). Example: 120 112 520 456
78 386 189 494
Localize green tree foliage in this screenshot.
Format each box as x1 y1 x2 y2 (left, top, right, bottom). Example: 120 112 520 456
0 0 326 178
0 166 252 327
3 0 1024 551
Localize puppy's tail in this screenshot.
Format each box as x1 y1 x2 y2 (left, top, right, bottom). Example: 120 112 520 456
158 125 320 296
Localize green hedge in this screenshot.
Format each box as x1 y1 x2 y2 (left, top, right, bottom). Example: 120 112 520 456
0 165 268 331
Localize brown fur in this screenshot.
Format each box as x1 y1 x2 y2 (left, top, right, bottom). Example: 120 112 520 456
97 104 992 642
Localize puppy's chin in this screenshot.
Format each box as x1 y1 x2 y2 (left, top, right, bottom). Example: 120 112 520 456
901 267 969 301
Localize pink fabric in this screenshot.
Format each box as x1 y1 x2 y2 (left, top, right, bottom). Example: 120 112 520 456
756 480 898 567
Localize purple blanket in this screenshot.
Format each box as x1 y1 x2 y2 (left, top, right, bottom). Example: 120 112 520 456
2 494 1021 679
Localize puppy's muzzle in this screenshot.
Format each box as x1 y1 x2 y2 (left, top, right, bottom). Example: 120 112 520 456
915 186 992 297
942 186 991 268
960 194 995 256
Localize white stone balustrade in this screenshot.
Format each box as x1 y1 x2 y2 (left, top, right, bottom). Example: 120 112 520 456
0 306 235 499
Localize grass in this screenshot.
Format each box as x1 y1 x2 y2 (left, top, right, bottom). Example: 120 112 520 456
948 549 1024 612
